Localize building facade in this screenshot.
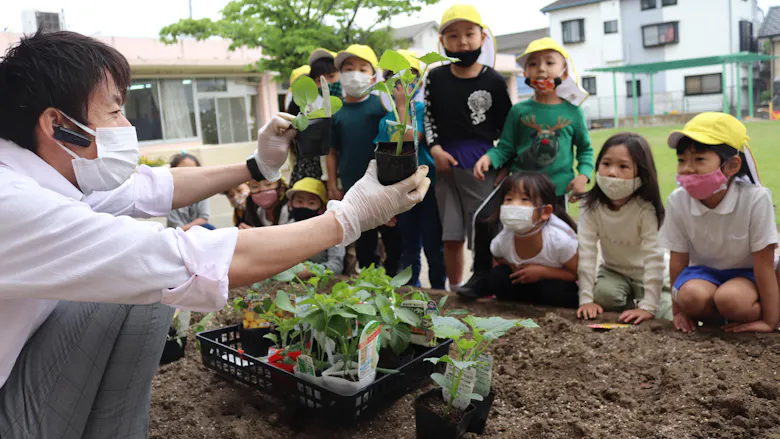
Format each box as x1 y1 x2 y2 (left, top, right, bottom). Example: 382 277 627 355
541 0 760 122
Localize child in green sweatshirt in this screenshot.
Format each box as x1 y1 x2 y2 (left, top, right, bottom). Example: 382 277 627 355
474 37 594 207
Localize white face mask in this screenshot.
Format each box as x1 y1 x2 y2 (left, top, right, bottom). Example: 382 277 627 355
500 205 543 235
596 175 643 201
341 71 373 98
55 111 139 195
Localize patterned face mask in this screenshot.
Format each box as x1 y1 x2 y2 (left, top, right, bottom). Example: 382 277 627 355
525 70 566 95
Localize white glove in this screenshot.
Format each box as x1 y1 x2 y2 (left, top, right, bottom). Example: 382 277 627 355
327 160 431 246
254 113 297 182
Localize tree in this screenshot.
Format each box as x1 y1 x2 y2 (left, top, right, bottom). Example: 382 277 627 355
159 0 440 82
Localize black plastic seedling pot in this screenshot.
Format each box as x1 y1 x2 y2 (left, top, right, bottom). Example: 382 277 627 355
467 389 496 434
375 141 419 186
295 118 332 157
160 336 187 365
415 388 476 439
239 326 274 357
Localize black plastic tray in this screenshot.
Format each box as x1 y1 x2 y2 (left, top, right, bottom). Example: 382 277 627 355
197 324 452 421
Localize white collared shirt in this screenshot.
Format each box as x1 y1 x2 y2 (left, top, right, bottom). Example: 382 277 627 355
0 139 238 389
660 181 777 270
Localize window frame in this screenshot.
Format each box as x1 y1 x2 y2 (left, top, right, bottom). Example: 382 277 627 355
641 0 657 10
604 20 618 35
562 19 586 44
684 73 723 96
626 80 642 98
642 21 679 48
661 0 677 6
582 76 597 96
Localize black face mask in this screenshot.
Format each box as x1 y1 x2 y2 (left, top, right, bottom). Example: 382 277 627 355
291 207 319 222
445 47 482 68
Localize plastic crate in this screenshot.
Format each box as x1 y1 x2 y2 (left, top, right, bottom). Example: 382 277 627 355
197 325 451 421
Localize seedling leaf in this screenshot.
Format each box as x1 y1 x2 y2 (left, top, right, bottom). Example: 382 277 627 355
390 266 413 287
292 114 309 131
347 303 376 316
307 108 328 119
468 393 484 402
430 372 452 392
379 50 412 74
395 307 422 327
418 53 459 65
431 315 469 332
292 76 319 108
275 291 296 313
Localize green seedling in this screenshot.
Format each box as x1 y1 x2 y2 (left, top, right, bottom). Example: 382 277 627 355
372 51 459 156
291 75 343 132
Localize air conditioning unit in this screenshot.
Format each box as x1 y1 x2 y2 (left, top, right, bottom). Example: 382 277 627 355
21 10 66 34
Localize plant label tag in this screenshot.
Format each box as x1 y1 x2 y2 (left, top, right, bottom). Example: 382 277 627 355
442 363 477 411
358 321 382 379
474 354 493 397
401 300 438 346
296 354 316 377
587 323 631 331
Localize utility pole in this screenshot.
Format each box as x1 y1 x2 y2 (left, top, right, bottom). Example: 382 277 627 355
189 0 193 19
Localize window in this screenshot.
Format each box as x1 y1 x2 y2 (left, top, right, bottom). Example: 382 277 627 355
739 20 755 52
196 78 228 93
685 73 723 96
641 0 656 10
198 96 252 145
125 79 197 142
582 76 597 95
626 80 642 97
661 0 677 6
35 12 61 32
604 20 618 34
642 22 679 48
562 19 585 44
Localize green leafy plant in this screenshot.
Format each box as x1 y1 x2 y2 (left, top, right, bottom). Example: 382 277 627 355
373 51 458 156
290 76 343 132
425 315 538 419
138 155 167 167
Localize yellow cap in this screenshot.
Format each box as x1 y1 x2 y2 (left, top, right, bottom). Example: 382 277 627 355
516 37 570 67
393 49 422 73
440 4 484 33
667 112 749 151
308 48 337 66
289 65 311 86
334 45 379 70
286 177 328 205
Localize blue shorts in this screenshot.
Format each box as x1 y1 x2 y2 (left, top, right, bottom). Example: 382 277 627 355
672 266 756 301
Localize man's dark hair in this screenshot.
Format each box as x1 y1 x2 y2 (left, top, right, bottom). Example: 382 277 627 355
0 31 130 153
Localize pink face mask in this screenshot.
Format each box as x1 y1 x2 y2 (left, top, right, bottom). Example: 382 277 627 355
252 189 278 209
676 168 728 200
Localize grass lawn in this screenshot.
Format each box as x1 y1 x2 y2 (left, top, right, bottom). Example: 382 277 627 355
568 121 780 222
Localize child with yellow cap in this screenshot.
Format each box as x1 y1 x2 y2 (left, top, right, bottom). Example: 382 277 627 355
474 37 593 208
326 44 401 276
285 177 345 277
424 4 512 294
374 49 445 289
660 112 778 334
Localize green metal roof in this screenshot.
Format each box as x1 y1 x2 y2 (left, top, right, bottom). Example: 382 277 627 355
588 52 777 74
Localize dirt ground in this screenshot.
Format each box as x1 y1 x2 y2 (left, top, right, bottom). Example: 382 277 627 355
150 289 780 439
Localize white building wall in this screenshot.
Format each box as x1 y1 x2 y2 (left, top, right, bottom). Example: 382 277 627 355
410 27 441 54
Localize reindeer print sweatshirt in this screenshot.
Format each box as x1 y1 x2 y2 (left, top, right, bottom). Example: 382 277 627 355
487 99 594 196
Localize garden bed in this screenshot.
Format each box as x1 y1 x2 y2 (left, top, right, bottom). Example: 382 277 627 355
150 290 780 439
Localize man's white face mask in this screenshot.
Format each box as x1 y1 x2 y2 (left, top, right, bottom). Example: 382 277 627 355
54 110 139 195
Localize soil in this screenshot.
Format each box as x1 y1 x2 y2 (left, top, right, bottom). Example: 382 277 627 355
150 289 780 439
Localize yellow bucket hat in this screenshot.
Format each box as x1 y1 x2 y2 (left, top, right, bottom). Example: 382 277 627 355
289 65 311 85
334 44 379 70
286 177 328 205
516 37 588 107
439 4 484 33
668 112 760 184
308 48 337 66
395 49 422 73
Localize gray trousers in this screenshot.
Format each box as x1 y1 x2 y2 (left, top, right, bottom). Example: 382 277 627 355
0 301 174 439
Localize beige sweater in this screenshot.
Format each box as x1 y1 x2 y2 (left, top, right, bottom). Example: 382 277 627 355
577 198 665 314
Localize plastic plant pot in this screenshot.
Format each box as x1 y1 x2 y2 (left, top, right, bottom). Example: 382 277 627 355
414 388 476 439
160 336 187 365
375 141 419 186
467 389 496 434
295 118 332 157
268 350 301 373
239 326 274 358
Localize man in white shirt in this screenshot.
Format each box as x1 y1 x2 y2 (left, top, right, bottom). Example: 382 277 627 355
0 31 430 439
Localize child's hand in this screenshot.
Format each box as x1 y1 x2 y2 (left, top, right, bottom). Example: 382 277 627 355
510 264 545 284
392 82 407 107
567 174 589 202
673 311 696 333
297 268 313 280
722 320 777 333
430 145 458 173
577 303 603 320
473 155 492 180
619 309 654 325
327 182 344 201
238 223 253 230
385 216 397 227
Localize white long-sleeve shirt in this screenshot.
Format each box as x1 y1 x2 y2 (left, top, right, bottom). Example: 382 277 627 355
577 198 665 314
0 139 238 389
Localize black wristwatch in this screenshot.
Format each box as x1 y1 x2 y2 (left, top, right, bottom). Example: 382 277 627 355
246 157 265 182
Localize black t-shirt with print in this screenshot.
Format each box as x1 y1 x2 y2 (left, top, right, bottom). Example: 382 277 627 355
423 65 512 147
